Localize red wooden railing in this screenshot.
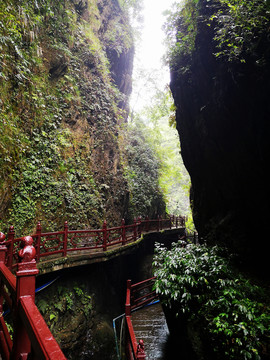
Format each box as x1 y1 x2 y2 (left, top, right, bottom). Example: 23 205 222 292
125 277 158 360
0 215 184 359
0 237 66 360
0 215 185 270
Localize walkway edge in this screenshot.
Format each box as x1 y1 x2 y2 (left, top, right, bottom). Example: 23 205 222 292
37 228 184 274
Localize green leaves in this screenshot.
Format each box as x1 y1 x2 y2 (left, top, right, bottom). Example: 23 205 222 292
163 0 199 69
163 0 270 68
121 122 166 219
210 0 270 62
153 242 270 359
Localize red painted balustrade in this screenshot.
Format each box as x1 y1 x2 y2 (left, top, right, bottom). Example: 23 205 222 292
125 277 158 360
0 236 66 360
0 215 185 270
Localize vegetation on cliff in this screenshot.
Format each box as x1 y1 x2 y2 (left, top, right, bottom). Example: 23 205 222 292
154 242 270 359
164 0 270 68
157 0 270 357
0 0 168 236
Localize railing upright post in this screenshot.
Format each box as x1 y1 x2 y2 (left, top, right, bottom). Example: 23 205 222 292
133 218 137 241
63 221 68 257
0 232 5 244
137 217 142 238
176 216 178 228
125 279 132 316
0 242 7 263
35 221 41 262
0 243 7 340
7 226 15 269
121 219 126 245
157 215 160 232
12 236 39 360
103 220 107 251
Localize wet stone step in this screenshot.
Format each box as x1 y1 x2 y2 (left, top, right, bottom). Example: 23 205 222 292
132 303 169 360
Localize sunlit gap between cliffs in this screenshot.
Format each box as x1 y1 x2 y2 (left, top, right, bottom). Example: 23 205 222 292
129 0 193 227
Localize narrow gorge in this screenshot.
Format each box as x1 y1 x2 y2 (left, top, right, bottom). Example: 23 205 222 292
1 0 270 359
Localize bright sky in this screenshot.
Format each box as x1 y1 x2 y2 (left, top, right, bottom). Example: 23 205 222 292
130 0 176 113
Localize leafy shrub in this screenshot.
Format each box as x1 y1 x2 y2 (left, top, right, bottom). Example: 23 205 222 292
120 121 166 220
37 283 92 328
211 0 270 62
163 0 199 69
153 241 270 359
163 0 270 68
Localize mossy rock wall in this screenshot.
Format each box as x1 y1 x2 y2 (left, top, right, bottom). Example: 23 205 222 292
1 0 162 235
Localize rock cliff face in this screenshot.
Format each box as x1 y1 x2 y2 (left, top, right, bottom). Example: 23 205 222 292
0 0 165 234
170 0 270 270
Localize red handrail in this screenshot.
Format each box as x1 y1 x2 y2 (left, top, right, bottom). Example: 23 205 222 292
0 237 66 360
125 277 159 360
0 216 185 360
1 215 185 269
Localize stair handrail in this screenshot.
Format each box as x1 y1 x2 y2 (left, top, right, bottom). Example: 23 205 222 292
0 236 66 360
125 277 159 360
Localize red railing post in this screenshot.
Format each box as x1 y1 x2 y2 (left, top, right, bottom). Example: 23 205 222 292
0 242 7 305
137 217 142 238
63 221 68 257
35 221 41 262
0 232 5 244
12 236 39 360
133 218 137 241
7 226 15 269
0 239 7 299
125 279 132 316
0 243 7 263
121 219 126 245
0 243 7 353
103 220 107 251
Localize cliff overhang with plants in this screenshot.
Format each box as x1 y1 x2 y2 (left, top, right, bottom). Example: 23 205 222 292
167 0 270 269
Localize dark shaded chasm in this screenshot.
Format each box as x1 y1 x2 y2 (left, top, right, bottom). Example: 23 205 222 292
34 230 183 359
170 1 270 274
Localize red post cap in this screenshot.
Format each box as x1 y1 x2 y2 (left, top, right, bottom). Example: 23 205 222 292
0 232 6 242
19 236 36 262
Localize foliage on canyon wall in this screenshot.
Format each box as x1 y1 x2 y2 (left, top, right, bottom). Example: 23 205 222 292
154 242 270 359
138 88 191 217
166 0 270 266
120 121 166 221
164 0 270 68
0 0 164 236
35 273 117 360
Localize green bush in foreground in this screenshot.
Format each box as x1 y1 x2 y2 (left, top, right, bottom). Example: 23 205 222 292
153 242 270 359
